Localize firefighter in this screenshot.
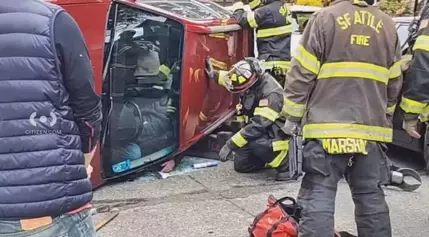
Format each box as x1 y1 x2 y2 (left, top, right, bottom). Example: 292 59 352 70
230 0 292 86
205 57 291 181
400 5 429 141
282 0 402 236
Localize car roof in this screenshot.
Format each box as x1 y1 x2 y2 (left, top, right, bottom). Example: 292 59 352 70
128 0 232 21
290 5 322 12
224 4 321 12
392 16 415 23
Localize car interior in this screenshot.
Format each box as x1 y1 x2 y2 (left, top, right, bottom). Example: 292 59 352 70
101 3 184 176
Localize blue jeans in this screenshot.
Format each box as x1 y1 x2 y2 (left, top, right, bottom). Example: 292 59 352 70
0 209 96 237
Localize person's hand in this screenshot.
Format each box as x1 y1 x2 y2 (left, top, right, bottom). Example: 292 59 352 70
218 144 233 162
403 119 421 139
400 54 412 72
160 159 176 173
84 145 97 167
205 57 215 79
86 164 93 179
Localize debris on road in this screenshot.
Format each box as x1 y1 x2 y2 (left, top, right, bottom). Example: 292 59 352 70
95 211 119 232
139 157 219 181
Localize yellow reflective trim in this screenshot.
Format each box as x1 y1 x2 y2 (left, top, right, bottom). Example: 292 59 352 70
247 12 258 28
264 61 290 70
322 138 368 155
267 150 288 168
167 107 176 113
282 96 305 118
152 85 164 90
217 70 228 87
413 35 429 52
272 140 289 152
249 0 261 9
210 58 227 70
231 131 248 148
400 96 426 114
303 123 393 143
387 104 396 114
209 33 228 39
159 64 171 77
256 25 292 38
238 76 247 83
199 112 208 121
236 115 245 122
231 74 237 82
318 62 390 84
389 61 402 79
254 107 279 121
294 44 320 74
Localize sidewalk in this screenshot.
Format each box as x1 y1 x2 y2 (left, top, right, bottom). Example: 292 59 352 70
93 162 429 237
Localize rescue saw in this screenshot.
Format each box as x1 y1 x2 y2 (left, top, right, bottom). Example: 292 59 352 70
386 165 422 192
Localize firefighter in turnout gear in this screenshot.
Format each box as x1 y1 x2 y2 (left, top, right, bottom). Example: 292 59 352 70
400 5 429 140
230 0 292 86
283 0 403 236
205 57 291 181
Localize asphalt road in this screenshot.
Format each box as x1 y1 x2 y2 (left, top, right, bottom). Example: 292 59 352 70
93 146 429 237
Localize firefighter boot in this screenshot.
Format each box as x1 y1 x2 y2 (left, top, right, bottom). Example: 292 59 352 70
275 157 290 181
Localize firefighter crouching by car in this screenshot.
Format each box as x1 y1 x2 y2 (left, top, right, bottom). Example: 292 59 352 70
229 0 292 86
205 57 291 181
400 6 429 141
282 0 403 236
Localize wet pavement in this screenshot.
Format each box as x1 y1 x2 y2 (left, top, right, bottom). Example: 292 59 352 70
93 146 429 237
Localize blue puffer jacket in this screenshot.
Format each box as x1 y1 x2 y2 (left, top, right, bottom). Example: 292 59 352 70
0 1 92 219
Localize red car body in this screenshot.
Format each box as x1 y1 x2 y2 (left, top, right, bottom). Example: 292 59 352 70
47 0 252 188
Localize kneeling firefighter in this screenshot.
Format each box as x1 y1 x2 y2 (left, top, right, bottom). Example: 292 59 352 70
205 57 291 181
230 0 292 86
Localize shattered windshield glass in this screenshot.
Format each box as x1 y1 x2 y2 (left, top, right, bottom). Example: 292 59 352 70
144 1 223 21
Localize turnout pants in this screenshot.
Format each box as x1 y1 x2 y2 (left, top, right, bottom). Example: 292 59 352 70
297 140 391 237
233 135 288 173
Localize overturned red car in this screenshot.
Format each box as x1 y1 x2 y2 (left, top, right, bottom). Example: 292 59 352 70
50 0 253 188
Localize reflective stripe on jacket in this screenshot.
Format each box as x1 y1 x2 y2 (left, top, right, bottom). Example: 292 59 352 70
400 13 429 122
227 73 289 151
232 1 292 71
284 0 403 143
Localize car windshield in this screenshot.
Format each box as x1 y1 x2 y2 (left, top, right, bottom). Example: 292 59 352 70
292 12 313 33
396 23 410 47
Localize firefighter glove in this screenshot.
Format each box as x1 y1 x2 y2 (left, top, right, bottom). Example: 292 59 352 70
283 119 299 136
205 56 215 79
218 144 233 162
230 2 244 12
403 119 421 139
